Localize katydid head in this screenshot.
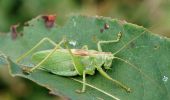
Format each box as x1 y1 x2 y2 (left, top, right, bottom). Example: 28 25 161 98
91 51 114 70
103 54 115 69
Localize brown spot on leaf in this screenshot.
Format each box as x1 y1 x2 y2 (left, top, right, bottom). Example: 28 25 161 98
42 15 56 28
100 28 104 33
100 23 110 33
10 24 19 40
104 23 109 29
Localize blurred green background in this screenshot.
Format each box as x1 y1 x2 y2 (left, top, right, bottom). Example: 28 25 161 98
0 0 170 37
0 0 170 100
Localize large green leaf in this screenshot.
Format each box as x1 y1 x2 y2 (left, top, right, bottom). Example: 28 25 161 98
0 15 170 100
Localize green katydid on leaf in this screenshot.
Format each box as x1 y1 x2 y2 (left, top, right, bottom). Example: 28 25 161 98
15 32 131 93
0 15 170 100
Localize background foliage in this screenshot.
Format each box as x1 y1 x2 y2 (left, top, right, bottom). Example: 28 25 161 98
0 0 170 37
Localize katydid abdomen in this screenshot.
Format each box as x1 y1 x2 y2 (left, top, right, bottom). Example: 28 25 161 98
32 49 78 76
32 49 97 76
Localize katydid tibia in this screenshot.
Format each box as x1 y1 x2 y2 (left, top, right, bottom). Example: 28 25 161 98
16 31 151 93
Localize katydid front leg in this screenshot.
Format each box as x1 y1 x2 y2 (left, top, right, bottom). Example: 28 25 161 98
97 32 122 52
16 37 64 63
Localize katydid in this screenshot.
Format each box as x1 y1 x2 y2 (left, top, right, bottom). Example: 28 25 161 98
16 31 148 93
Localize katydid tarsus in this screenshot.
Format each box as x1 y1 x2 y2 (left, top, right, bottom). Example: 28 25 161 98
16 31 161 95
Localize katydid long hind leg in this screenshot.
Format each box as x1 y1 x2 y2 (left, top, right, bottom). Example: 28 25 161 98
29 38 67 72
95 65 131 92
16 37 65 63
97 32 122 52
17 38 66 73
